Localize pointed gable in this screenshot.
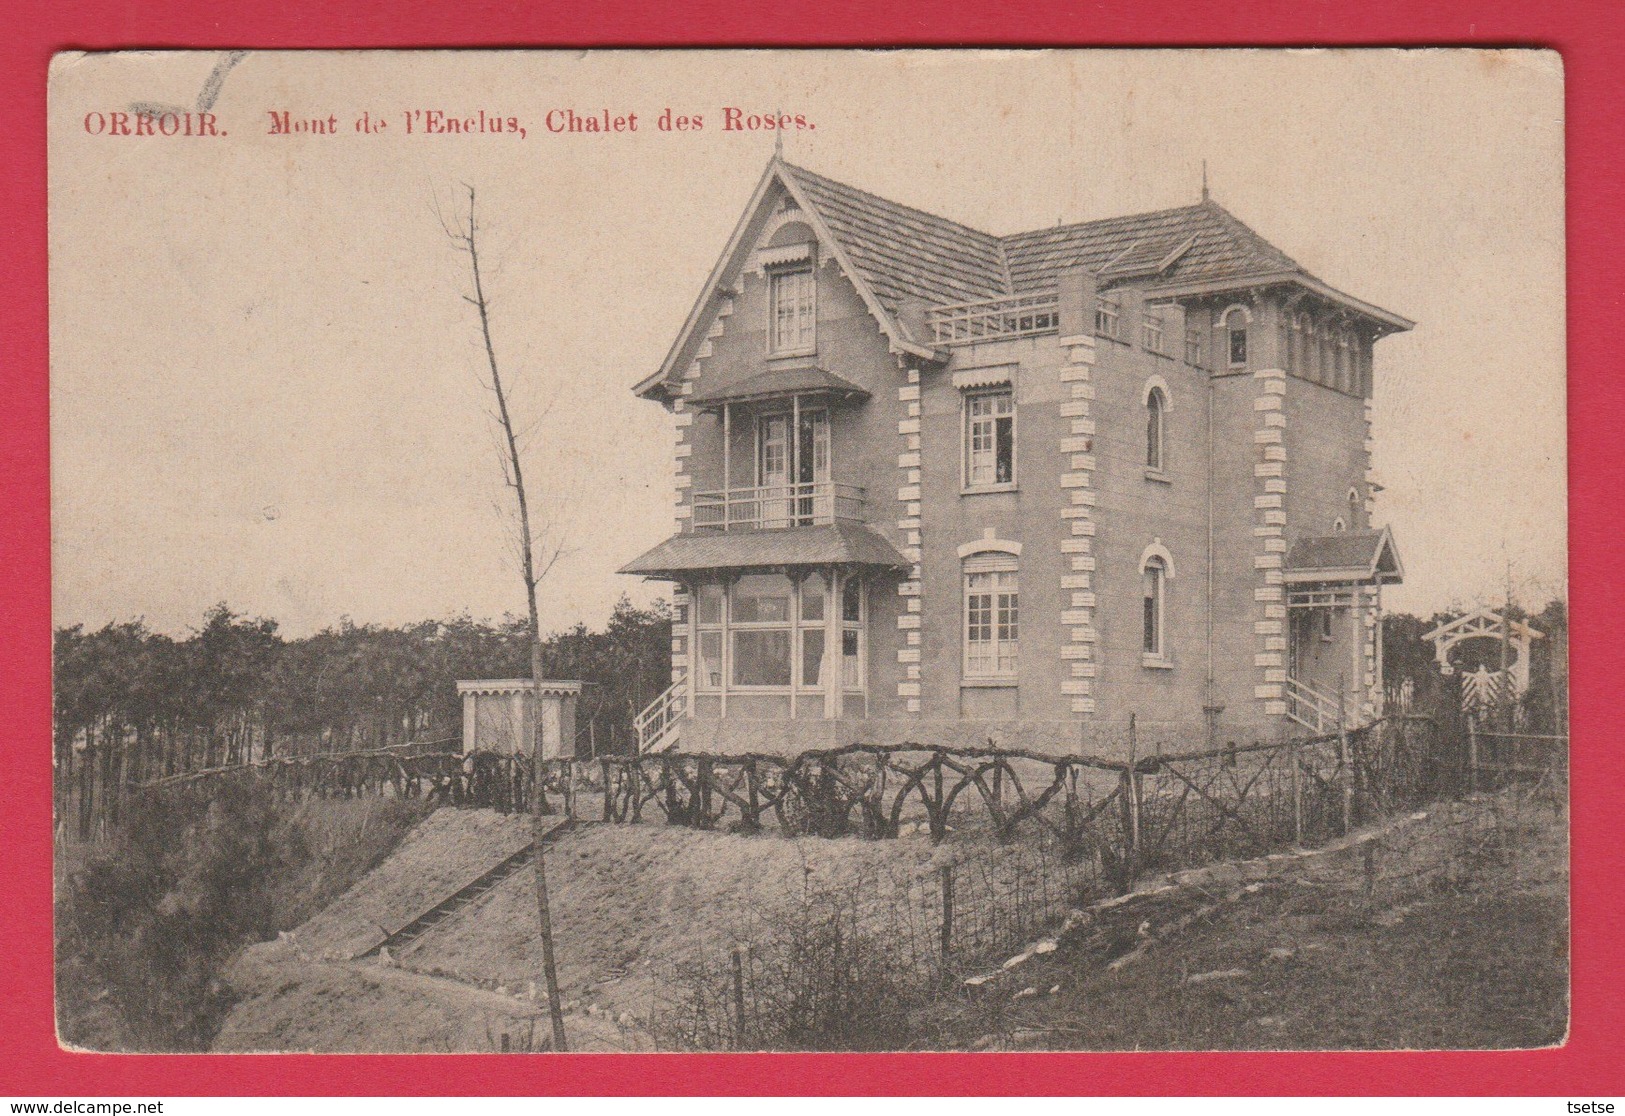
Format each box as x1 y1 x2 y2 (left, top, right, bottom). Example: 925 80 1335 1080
777 161 1009 312
636 159 1410 401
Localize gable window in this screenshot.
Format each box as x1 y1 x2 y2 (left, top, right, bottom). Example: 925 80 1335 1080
1145 384 1168 472
768 265 816 355
1142 556 1167 659
964 389 1016 488
1225 307 1249 368
964 556 1019 680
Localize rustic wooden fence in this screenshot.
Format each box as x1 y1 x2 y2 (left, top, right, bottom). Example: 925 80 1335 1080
92 716 1568 890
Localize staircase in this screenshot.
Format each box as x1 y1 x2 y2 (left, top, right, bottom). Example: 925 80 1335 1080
364 818 572 958
1284 676 1344 735
635 677 687 754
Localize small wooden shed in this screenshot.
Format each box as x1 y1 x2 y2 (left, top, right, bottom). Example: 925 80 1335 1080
455 679 582 758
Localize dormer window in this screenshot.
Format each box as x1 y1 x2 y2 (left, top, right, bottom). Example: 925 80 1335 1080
768 264 816 355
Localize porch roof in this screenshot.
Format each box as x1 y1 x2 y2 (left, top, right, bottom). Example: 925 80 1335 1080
687 365 871 410
619 522 909 579
1283 527 1404 585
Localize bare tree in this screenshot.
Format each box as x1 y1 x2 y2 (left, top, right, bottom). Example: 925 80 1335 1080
441 184 567 1052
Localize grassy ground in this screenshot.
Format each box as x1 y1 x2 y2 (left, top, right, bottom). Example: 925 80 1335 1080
210 782 1568 1052
936 791 1569 1051
944 883 1567 1050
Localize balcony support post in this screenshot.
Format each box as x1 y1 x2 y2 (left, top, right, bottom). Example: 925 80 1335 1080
721 403 732 530
825 566 843 720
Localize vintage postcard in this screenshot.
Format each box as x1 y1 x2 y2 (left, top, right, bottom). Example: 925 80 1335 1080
48 49 1567 1054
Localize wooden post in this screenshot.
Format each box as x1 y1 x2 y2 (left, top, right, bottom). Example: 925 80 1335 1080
1337 681 1352 835
1467 721 1479 795
1125 713 1141 881
939 864 955 965
744 756 761 833
1290 738 1304 846
731 945 747 1050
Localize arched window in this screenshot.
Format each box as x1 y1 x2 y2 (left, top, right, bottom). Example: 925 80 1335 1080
1224 306 1250 368
1334 517 1347 533
1348 486 1362 526
1143 556 1168 659
1142 378 1171 473
1335 325 1353 392
1139 542 1176 663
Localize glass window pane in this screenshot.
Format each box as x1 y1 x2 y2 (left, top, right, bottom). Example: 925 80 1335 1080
801 629 825 687
842 578 862 623
841 630 861 689
995 416 1014 483
698 631 723 689
800 572 827 622
732 574 792 624
733 629 791 687
697 583 724 626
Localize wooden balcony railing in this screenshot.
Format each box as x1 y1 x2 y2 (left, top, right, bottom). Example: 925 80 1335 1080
926 292 1060 346
691 481 866 531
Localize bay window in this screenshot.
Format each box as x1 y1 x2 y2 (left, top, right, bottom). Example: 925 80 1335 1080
690 572 864 698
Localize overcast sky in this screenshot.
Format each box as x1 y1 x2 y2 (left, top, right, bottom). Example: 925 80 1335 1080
48 49 1566 637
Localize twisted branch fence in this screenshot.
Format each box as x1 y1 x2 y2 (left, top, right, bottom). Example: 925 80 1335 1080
94 715 1563 898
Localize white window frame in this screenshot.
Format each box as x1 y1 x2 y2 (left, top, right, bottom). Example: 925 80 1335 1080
1142 376 1172 477
727 573 797 691
1224 306 1250 369
767 263 817 356
840 574 866 693
1139 541 1176 667
962 387 1017 492
689 573 864 701
962 552 1019 682
1141 312 1165 355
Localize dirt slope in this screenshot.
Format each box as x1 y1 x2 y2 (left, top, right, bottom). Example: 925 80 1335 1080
215 813 961 1052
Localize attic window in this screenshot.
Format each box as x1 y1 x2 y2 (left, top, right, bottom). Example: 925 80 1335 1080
768 264 816 355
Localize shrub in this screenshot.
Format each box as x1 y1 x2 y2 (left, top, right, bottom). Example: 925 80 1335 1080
55 779 429 1050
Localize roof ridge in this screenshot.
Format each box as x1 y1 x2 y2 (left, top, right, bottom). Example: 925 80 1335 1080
1000 200 1215 245
1192 196 1308 278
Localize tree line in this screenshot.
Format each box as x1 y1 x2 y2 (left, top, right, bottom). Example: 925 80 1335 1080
54 597 672 834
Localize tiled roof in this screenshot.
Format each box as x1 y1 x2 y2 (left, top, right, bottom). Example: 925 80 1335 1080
620 522 910 578
1002 199 1304 293
780 160 1309 307
780 162 1009 312
1284 529 1403 583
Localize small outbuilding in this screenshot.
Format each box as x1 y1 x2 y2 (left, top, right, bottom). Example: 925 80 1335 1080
455 679 582 758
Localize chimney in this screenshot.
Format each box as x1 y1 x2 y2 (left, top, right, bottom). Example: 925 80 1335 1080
1057 265 1098 340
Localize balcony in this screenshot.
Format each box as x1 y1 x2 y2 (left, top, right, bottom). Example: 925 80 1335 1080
926 292 1060 346
692 481 866 531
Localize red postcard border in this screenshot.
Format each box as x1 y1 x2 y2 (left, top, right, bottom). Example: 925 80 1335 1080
2 0 1618 1097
